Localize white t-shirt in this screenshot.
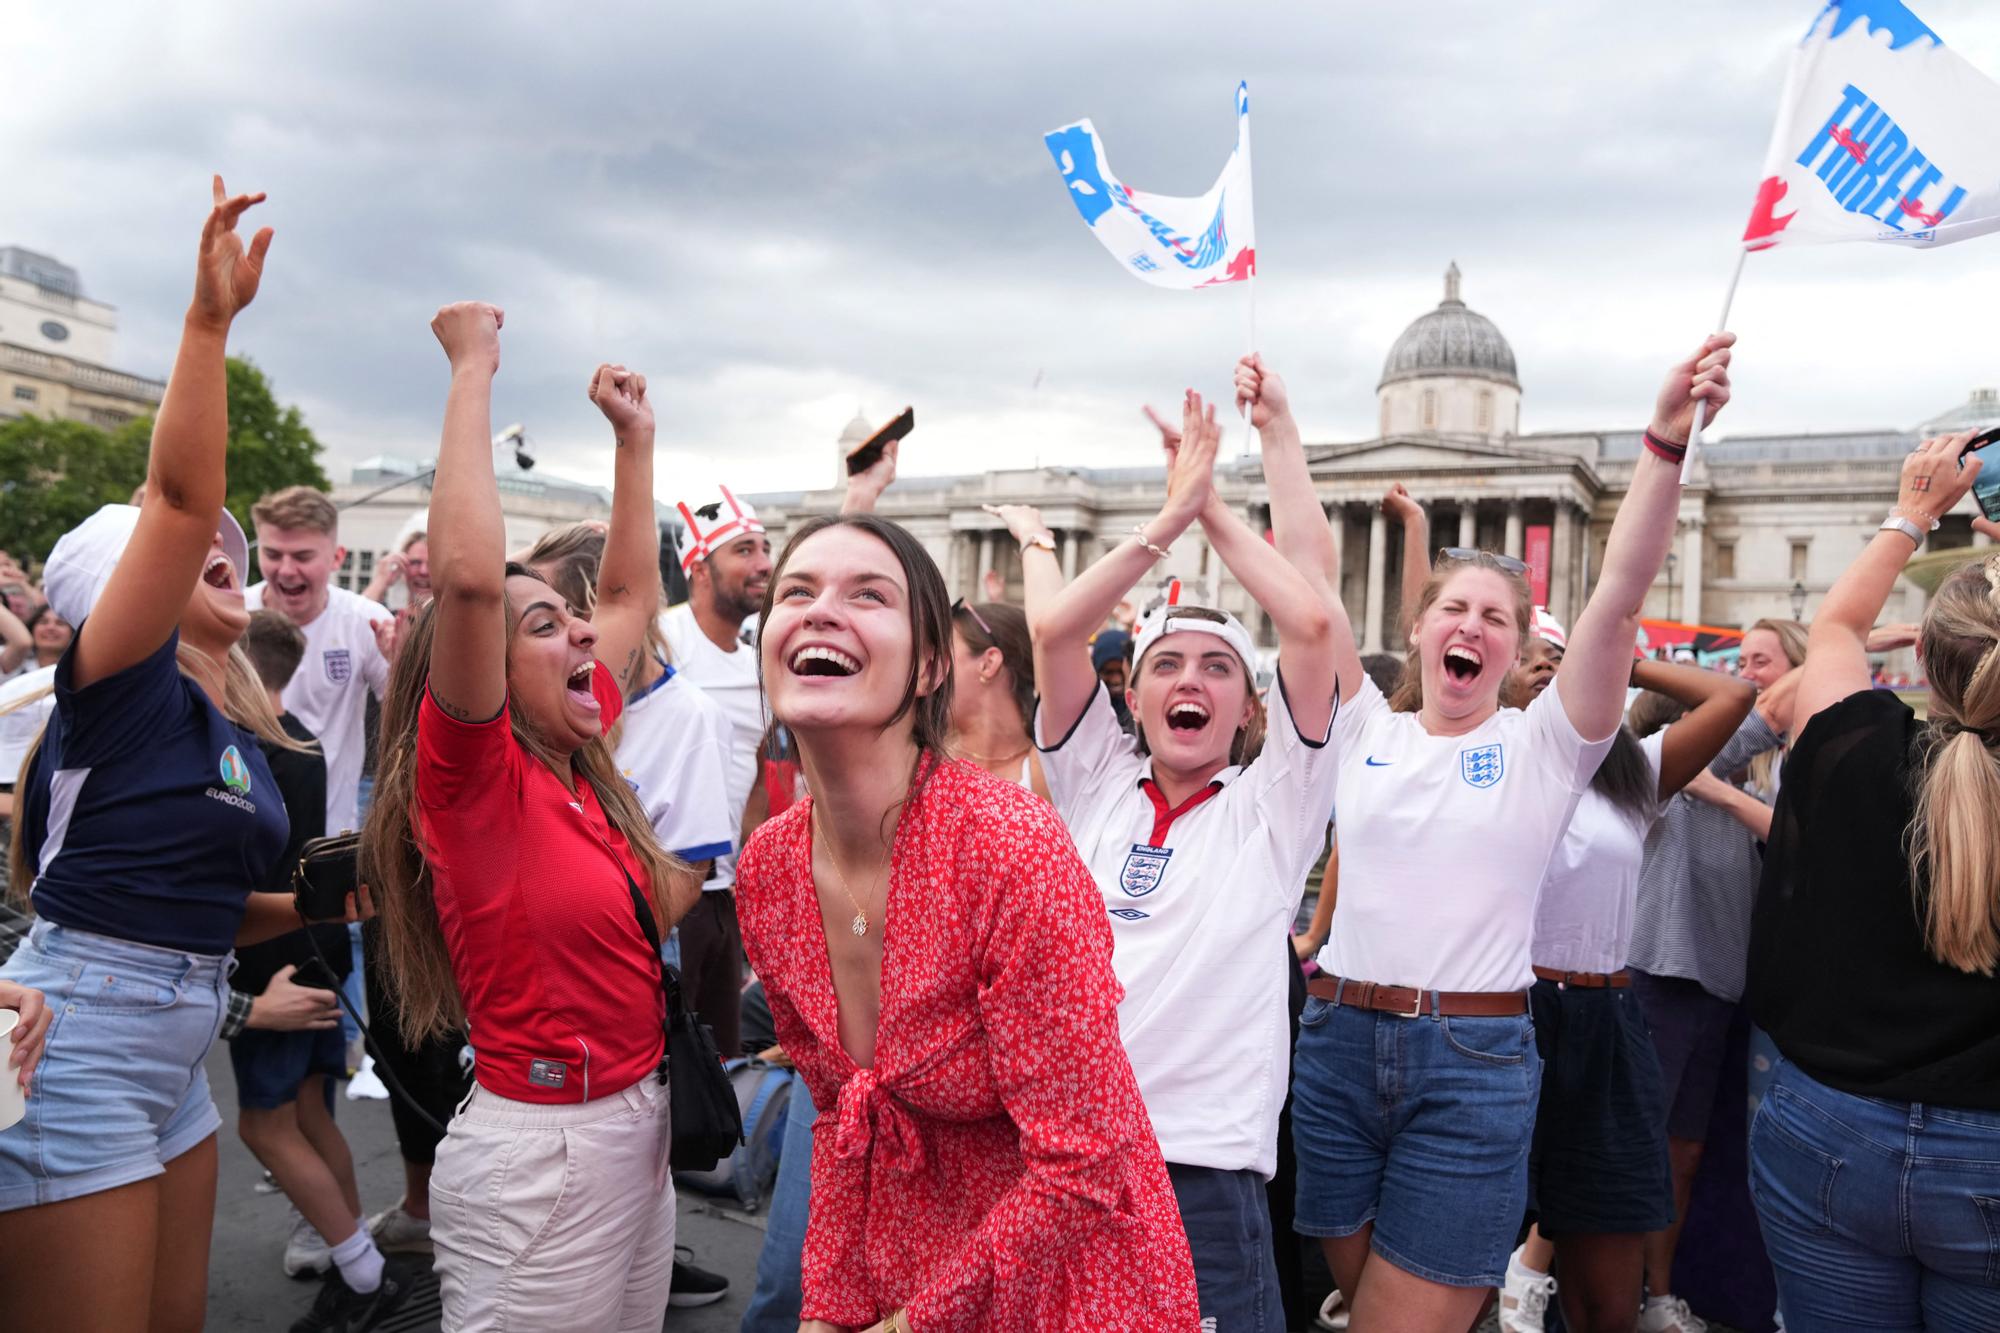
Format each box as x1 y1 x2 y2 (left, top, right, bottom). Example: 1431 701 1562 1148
245 584 390 836
1532 730 1667 976
1316 675 1615 993
658 603 765 891
616 663 737 866
1036 673 1338 1178
0 665 56 787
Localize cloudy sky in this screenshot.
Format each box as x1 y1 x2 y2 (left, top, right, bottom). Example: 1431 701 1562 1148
10 2 2000 502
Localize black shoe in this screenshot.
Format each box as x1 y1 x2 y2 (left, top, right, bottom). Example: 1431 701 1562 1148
668 1246 729 1308
290 1255 416 1332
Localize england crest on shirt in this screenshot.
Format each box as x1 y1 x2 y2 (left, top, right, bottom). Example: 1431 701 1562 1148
1120 843 1173 897
323 648 352 683
1461 743 1504 789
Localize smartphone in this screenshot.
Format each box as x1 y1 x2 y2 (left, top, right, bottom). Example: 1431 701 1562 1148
1966 426 2000 522
845 406 915 476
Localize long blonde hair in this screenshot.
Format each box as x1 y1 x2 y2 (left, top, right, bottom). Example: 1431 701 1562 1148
1745 617 1808 795
362 582 695 1043
1388 552 1532 715
7 640 310 907
1906 556 2000 975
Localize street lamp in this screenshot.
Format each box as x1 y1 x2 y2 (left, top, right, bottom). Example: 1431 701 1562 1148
1664 551 1679 622
1790 580 1807 619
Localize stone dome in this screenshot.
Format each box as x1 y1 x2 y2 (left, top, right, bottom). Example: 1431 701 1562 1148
837 409 873 447
1378 263 1519 391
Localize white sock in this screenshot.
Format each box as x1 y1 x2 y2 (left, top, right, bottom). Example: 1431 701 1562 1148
329 1226 384 1294
1508 1247 1549 1281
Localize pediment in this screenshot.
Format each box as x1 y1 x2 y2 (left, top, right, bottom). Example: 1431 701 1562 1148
1296 433 1587 474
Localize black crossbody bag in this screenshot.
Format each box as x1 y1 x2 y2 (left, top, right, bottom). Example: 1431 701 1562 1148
620 868 743 1173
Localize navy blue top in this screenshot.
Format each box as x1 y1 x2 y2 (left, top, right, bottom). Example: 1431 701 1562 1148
21 632 290 956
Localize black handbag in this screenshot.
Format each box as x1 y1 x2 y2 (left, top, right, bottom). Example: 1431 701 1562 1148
621 869 744 1173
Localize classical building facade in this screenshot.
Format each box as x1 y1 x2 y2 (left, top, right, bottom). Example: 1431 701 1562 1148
750 266 1988 658
0 248 164 430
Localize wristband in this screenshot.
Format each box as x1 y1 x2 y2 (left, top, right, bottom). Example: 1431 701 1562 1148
1643 430 1688 463
1130 525 1172 561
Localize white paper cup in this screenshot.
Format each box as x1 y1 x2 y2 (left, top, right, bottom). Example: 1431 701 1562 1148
0 1009 24 1133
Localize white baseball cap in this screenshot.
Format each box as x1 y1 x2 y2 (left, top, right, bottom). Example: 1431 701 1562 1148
1531 606 1567 650
1132 580 1258 675
43 503 249 627
673 485 765 573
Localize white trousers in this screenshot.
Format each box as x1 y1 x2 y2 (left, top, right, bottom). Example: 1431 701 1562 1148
430 1075 675 1331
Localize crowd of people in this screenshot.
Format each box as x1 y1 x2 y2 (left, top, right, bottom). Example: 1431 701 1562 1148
0 178 1996 1333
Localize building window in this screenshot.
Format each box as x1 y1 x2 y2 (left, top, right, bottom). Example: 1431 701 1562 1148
11 385 36 402
1477 390 1494 434
1789 540 1810 581
1714 540 1736 580
1421 388 1437 429
38 320 69 342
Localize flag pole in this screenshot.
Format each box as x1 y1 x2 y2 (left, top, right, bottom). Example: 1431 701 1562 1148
1680 248 1749 484
1241 272 1259 457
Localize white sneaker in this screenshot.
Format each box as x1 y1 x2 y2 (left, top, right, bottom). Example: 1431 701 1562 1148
1498 1250 1557 1332
1639 1294 1709 1333
281 1209 333 1278
345 1056 389 1100
1314 1288 1350 1331
367 1200 434 1255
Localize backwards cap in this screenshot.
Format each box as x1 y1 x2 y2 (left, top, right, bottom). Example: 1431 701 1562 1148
43 503 250 627
1132 579 1259 675
673 485 765 573
1530 605 1567 650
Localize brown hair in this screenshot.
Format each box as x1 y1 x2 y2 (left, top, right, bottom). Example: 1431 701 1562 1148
250 485 339 537
952 600 1035 729
362 573 695 1042
756 514 954 766
1745 617 1808 793
523 521 671 739
243 609 307 693
1388 553 1532 714
400 529 428 553
1905 556 2000 975
1626 688 1687 739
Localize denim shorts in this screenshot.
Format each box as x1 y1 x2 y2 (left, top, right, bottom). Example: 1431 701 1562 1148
1291 993 1541 1288
1527 979 1674 1236
228 1024 345 1111
0 920 231 1210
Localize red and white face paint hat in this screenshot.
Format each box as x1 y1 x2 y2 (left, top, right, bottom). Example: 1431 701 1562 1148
1531 605 1567 650
1132 579 1259 675
672 485 765 573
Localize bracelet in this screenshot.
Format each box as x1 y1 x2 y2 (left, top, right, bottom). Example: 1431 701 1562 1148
1643 429 1688 463
1130 525 1172 561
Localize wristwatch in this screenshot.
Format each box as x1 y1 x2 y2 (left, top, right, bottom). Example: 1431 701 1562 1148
1880 512 1937 547
1021 532 1056 554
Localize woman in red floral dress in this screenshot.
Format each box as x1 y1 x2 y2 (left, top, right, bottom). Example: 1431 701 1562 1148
735 512 1201 1332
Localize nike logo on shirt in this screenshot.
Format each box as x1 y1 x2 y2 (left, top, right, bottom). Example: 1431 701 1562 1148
1364 756 1394 767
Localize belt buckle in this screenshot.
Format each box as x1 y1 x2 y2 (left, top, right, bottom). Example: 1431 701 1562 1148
1394 988 1425 1019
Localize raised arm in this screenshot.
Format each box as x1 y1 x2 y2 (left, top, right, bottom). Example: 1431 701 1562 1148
73 177 272 689
1384 484 1431 637
841 440 897 516
1795 431 1979 736
424 302 508 723
982 503 1064 622
0 603 29 675
1231 356 1362 704
1556 335 1734 741
1633 660 1756 798
1029 391 1217 739
584 364 660 694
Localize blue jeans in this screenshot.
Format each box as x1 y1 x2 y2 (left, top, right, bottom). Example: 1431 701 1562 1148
740 1081 817 1333
1750 1058 2000 1333
1169 1162 1283 1332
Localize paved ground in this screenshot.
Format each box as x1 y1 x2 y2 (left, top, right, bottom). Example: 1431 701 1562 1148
204 1045 763 1331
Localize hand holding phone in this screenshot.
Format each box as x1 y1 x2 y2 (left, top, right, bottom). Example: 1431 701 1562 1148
845 407 914 477
1962 426 2000 523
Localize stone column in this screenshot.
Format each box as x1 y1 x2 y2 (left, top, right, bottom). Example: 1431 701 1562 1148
1550 503 1574 622
1363 509 1389 653
943 530 963 597
1681 521 1705 628
1457 503 1477 551
1328 503 1345 586
1062 529 1081 581
1504 502 1525 560
975 531 992 588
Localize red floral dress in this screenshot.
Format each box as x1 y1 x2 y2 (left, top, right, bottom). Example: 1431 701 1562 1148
736 756 1202 1331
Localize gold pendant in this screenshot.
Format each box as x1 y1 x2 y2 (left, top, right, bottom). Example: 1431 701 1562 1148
850 913 868 937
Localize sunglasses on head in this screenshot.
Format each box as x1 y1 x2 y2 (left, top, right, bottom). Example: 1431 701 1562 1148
951 598 995 639
1436 547 1530 576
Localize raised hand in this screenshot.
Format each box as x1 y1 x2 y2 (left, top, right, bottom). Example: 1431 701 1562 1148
1651 333 1736 444
845 439 899 512
1381 482 1424 527
1163 389 1220 523
431 301 504 376
1233 353 1290 430
1755 664 1802 735
981 502 1053 550
587 363 654 440
189 175 274 333
1895 430 1981 528
1865 623 1921 654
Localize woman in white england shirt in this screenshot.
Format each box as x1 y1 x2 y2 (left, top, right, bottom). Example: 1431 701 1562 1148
1285 337 1735 1332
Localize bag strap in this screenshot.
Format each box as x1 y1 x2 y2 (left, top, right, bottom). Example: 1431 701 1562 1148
617 855 684 1024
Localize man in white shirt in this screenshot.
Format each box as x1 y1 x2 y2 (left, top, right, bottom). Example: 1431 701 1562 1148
657 483 771 1059
244 486 391 836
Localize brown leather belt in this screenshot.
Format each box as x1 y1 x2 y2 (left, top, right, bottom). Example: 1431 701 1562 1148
1307 975 1528 1018
1532 966 1631 989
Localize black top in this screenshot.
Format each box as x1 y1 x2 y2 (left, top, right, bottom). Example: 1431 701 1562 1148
231 713 350 996
1749 689 2000 1110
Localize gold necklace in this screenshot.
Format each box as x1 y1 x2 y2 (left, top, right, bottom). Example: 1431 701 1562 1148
955 739 1031 767
811 808 878 938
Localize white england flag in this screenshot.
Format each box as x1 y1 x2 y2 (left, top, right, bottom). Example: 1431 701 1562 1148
1044 82 1256 289
1744 0 2000 250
